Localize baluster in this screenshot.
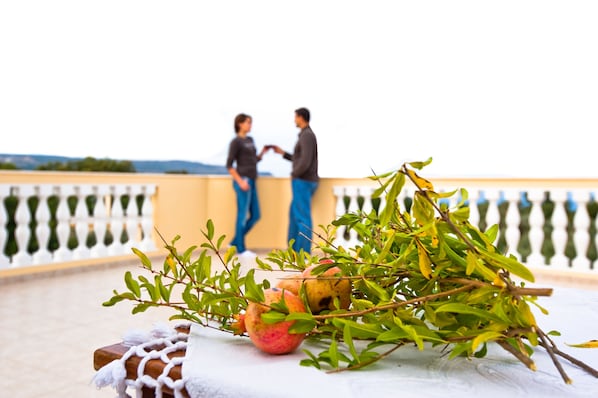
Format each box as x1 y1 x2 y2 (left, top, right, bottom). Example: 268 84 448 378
526 190 546 266
139 184 157 251
52 185 74 262
484 189 501 236
0 185 10 268
549 191 569 268
123 185 142 251
333 186 347 246
12 185 33 267
398 188 410 215
378 187 387 216
571 190 591 270
108 185 126 256
32 185 53 265
72 185 91 260
359 186 374 215
466 188 481 230
503 189 521 260
344 186 360 247
90 185 109 258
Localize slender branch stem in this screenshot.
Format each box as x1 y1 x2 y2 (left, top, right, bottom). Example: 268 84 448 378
440 277 553 297
535 326 572 384
314 284 475 320
496 339 537 371
550 347 598 378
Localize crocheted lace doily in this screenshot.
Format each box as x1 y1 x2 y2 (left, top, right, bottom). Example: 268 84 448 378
92 322 189 398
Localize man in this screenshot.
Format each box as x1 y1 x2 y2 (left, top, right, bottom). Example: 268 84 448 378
273 107 319 254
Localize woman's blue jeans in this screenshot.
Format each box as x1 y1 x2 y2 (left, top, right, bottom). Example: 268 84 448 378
288 178 318 254
231 178 260 253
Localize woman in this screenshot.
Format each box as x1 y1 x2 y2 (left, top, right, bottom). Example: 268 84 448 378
226 113 269 256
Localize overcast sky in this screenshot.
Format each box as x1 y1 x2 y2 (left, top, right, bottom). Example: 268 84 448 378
1 1 597 178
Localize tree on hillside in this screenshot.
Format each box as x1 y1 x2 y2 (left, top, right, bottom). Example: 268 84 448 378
35 157 136 172
0 162 19 170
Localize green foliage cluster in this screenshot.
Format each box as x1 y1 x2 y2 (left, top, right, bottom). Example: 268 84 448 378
35 156 135 172
103 159 598 384
0 162 18 170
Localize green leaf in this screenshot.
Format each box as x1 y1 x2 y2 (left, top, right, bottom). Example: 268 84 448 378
412 192 434 225
375 230 396 264
288 319 317 334
363 279 390 302
379 173 404 225
450 206 470 223
440 240 467 268
471 331 504 352
206 219 215 240
217 235 226 250
449 342 472 359
156 275 170 302
343 323 359 362
393 317 424 350
182 245 198 264
465 250 477 275
102 294 126 306
132 247 152 269
300 349 321 369
371 177 393 200
408 157 433 170
261 311 286 324
256 257 273 271
377 327 409 342
436 303 504 323
243 269 264 303
329 332 339 368
132 303 153 314
483 251 535 282
474 342 488 358
269 296 289 313
143 282 158 302
465 250 497 281
286 312 315 321
224 247 237 264
331 319 383 339
416 241 433 280
484 224 499 244
124 271 141 298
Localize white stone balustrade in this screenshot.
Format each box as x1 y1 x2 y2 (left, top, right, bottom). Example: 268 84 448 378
332 184 598 273
2 178 598 275
0 183 157 268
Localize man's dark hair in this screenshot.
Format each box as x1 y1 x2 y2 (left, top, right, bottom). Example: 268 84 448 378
295 107 310 123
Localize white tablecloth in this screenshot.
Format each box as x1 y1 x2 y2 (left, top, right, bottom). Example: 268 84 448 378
182 286 598 398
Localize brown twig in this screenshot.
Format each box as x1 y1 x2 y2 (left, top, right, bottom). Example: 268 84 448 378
535 326 572 384
496 339 537 371
440 277 553 297
313 284 475 320
155 228 203 298
539 327 598 379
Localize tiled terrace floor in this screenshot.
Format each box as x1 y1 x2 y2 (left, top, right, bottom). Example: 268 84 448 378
0 254 597 398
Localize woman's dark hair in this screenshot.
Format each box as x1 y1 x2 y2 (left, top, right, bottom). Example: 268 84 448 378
234 113 251 133
295 107 310 123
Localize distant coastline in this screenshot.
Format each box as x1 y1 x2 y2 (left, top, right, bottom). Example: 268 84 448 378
0 153 271 176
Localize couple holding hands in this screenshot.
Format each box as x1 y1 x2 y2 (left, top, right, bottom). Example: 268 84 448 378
226 107 319 257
